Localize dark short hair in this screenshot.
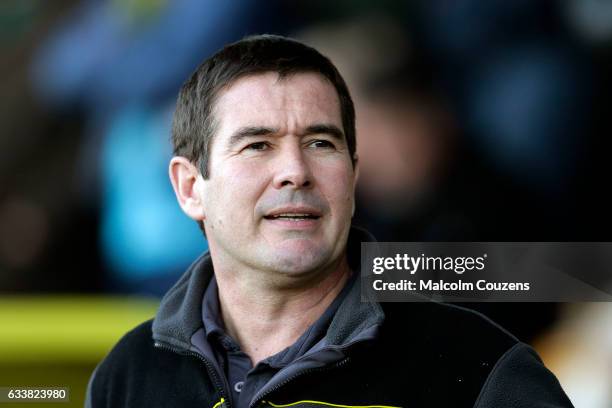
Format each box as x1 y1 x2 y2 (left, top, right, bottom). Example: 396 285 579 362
171 34 357 179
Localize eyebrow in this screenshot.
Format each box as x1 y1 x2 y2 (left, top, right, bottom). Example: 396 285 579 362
228 126 277 147
303 124 344 140
227 123 345 148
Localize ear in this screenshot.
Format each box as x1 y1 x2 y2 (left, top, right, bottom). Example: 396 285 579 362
169 157 206 222
352 153 360 187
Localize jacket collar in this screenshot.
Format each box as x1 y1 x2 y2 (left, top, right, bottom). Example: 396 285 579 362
151 226 384 351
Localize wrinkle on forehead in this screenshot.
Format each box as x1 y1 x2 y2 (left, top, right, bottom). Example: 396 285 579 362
212 72 342 138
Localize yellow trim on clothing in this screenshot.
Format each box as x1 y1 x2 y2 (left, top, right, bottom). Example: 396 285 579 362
264 400 401 408
212 397 226 408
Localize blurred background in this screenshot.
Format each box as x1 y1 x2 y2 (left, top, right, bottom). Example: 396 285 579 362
0 0 611 406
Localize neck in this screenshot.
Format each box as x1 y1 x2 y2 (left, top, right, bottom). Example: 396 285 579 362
214 256 351 365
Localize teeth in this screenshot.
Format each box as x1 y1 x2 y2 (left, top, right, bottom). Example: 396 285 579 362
266 213 318 220
264 212 319 220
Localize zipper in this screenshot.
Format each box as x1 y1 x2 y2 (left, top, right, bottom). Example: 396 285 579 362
154 341 231 408
249 356 352 408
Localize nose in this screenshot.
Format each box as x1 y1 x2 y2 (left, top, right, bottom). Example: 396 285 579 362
272 143 313 190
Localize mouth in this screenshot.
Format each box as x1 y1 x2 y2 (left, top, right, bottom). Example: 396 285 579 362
263 208 322 222
263 213 321 221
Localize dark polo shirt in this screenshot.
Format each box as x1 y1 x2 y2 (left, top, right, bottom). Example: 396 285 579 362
201 273 356 408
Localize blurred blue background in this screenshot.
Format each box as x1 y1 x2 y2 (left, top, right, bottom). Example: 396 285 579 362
1 0 611 406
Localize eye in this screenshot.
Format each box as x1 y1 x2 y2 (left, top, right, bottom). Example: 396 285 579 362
245 142 269 151
308 139 335 149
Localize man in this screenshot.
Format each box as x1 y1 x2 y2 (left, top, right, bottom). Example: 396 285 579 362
86 35 573 407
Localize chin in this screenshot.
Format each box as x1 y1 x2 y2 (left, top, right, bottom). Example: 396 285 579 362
267 243 331 276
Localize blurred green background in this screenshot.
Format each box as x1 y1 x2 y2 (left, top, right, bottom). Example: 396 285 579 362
0 297 158 407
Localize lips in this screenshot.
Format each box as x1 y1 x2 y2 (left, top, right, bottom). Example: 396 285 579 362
263 207 322 221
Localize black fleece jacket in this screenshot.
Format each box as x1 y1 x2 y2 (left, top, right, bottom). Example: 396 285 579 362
86 228 573 408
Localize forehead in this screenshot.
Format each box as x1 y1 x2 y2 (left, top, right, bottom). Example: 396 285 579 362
212 72 342 136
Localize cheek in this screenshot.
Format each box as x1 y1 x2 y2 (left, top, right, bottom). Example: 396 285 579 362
209 164 266 216
316 163 356 211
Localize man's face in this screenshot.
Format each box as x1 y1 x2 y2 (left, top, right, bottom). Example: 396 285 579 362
200 72 357 278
